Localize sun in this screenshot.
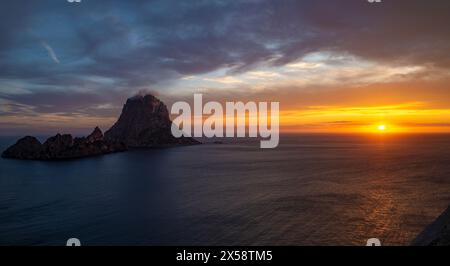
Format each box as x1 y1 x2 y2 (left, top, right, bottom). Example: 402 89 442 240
377 124 386 131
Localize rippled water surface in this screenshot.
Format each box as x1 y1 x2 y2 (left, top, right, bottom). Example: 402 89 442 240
1 134 450 245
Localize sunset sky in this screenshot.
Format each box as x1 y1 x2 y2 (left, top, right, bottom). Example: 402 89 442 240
1 0 450 135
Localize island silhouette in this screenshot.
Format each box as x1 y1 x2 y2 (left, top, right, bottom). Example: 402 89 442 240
1 94 199 160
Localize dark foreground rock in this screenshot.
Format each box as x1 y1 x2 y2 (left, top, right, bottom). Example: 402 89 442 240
412 206 450 246
2 127 127 160
105 94 199 147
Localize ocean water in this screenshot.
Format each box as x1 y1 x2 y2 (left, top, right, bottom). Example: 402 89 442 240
1 134 450 246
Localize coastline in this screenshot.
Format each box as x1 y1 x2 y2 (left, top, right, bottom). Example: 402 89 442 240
412 206 450 246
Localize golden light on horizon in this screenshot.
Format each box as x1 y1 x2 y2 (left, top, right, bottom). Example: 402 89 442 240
279 102 450 134
377 124 386 131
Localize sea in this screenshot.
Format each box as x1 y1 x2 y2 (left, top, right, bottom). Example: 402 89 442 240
1 134 450 246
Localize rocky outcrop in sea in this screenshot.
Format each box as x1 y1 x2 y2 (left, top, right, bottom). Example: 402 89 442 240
105 94 198 147
1 94 199 160
1 127 127 160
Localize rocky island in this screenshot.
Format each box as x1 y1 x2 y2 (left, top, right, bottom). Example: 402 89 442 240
1 127 126 160
1 94 199 160
105 94 198 147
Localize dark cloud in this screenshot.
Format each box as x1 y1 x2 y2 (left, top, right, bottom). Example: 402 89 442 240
0 89 127 117
2 0 448 84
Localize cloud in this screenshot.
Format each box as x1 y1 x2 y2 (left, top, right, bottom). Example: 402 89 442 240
40 41 60 64
1 0 449 86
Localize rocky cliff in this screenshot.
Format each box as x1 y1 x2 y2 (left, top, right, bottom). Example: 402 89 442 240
412 206 450 246
104 94 198 147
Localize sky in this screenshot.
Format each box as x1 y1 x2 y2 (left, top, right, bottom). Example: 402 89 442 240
0 0 450 135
